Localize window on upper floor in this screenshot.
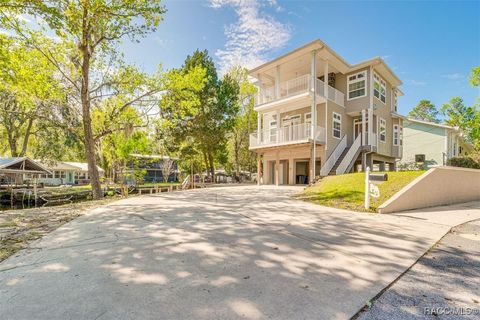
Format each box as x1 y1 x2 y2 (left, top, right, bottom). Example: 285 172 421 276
304 112 311 124
379 118 386 142
393 124 403 146
332 112 342 139
269 118 277 142
393 89 398 112
347 71 367 100
374 73 386 104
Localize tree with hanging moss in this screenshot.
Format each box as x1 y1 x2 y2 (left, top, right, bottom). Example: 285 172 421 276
1 0 167 199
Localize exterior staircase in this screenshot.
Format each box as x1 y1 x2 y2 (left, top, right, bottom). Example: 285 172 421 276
328 148 351 175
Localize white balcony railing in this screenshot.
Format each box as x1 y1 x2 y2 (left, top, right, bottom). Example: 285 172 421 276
256 74 345 107
249 123 326 149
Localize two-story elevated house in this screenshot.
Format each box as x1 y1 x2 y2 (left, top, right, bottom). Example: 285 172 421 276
249 39 405 185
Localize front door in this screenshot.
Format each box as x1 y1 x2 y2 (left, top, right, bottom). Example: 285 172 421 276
282 115 301 142
66 172 74 184
354 118 368 143
354 119 362 139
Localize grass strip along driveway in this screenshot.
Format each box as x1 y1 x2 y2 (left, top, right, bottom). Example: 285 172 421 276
297 171 425 212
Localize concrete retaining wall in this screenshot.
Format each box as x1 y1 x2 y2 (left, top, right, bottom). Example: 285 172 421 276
378 166 480 214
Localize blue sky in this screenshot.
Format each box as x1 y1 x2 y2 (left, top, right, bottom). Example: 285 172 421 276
121 0 480 117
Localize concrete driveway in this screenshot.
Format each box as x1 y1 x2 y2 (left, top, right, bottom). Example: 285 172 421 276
1 185 480 320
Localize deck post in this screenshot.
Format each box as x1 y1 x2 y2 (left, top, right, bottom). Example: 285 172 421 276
311 50 317 182
288 155 294 185
361 109 366 146
275 151 280 186
275 65 281 99
257 155 261 186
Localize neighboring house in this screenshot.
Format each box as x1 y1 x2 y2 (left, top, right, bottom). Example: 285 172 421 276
124 154 179 184
0 157 51 185
400 118 472 169
38 161 105 186
249 39 405 185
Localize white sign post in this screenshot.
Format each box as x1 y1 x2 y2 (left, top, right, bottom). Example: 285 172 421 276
365 167 381 210
364 166 370 210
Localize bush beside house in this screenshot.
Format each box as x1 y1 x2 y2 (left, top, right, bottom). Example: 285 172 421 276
447 155 480 169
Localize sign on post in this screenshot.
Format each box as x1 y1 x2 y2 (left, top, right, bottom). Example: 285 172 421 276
365 167 381 209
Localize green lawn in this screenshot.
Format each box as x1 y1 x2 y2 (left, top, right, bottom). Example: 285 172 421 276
297 171 426 212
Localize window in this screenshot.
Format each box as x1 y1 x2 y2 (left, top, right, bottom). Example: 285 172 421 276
393 89 398 112
347 71 367 100
393 124 403 146
415 154 425 163
374 73 386 103
304 112 312 136
332 112 341 139
379 118 386 142
269 118 277 142
400 126 403 146
304 112 311 124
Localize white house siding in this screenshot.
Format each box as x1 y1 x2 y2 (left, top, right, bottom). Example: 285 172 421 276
401 122 447 167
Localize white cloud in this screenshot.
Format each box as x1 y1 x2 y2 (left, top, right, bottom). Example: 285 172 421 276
210 0 291 74
442 73 464 80
408 79 427 86
153 37 172 47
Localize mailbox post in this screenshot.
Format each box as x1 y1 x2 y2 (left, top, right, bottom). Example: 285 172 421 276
365 167 370 210
365 168 384 210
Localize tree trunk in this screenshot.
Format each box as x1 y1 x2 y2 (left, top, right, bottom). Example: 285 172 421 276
80 9 103 199
19 117 34 157
7 131 18 157
202 152 209 177
208 153 215 182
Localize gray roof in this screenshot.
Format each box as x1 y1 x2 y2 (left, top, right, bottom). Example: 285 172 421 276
0 157 52 174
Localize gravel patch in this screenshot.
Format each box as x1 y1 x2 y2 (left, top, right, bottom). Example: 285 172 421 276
0 197 119 262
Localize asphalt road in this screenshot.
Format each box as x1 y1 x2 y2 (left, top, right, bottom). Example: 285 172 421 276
356 218 480 320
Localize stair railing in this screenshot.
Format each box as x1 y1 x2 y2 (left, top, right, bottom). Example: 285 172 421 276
336 135 362 175
181 175 191 189
320 134 347 176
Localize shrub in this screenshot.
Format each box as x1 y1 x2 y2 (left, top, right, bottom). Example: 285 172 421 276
447 156 480 169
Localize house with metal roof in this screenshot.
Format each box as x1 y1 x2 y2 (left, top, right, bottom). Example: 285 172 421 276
37 161 105 186
0 157 52 185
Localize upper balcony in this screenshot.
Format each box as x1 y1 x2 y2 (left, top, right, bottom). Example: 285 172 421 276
249 123 326 150
255 74 345 110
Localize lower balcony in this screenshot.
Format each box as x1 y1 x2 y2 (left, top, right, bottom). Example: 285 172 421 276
249 123 326 150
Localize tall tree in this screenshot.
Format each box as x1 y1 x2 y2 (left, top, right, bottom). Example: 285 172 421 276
0 34 67 157
226 66 257 177
441 97 479 148
161 50 240 179
441 97 475 128
1 1 166 199
408 100 440 123
469 66 480 150
469 66 480 87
